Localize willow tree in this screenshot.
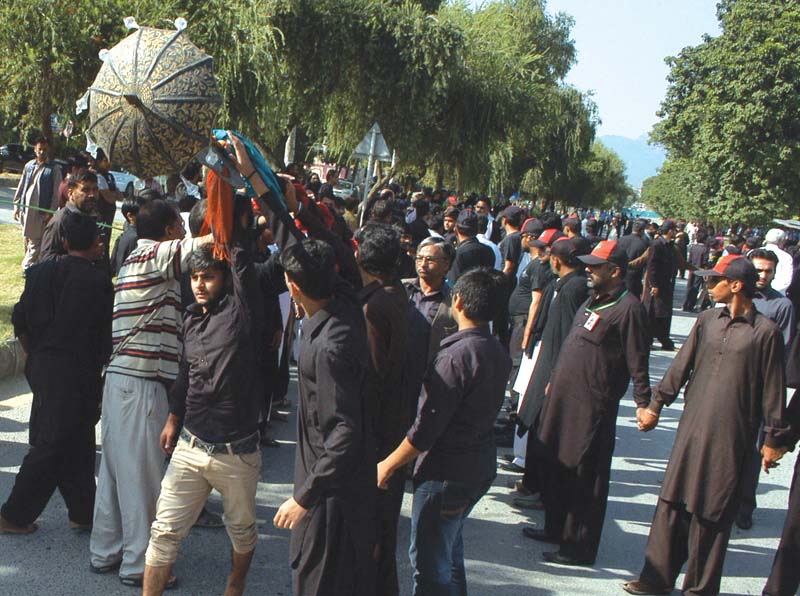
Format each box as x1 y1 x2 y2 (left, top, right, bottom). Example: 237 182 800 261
0 0 125 142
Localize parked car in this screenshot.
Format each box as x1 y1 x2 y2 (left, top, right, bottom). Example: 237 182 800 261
333 180 358 201
0 143 34 174
110 170 141 198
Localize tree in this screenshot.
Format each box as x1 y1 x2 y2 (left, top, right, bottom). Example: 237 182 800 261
641 158 702 220
652 0 800 223
0 1 125 143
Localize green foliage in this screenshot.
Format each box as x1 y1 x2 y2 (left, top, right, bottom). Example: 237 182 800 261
641 158 702 220
0 1 126 143
0 0 616 204
652 0 800 223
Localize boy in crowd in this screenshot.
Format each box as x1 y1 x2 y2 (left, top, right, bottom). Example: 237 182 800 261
143 238 263 596
377 267 512 595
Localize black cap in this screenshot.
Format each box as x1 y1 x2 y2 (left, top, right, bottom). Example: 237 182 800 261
501 205 524 228
456 208 478 234
550 237 579 264
521 218 544 235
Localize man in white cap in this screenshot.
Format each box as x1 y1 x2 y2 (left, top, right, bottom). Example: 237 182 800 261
764 228 793 294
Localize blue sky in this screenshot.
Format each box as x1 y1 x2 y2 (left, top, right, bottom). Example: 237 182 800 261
543 0 721 139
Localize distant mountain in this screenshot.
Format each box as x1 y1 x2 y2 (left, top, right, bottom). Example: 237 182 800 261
599 134 666 190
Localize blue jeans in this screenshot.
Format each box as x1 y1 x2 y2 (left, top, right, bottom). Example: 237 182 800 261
409 478 492 596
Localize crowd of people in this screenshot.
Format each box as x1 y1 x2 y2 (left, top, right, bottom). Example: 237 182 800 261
1 132 800 596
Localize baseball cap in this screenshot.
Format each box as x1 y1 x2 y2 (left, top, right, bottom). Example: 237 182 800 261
501 205 524 227
550 237 578 263
530 228 564 247
695 254 757 288
456 208 478 233
578 240 628 269
521 218 544 236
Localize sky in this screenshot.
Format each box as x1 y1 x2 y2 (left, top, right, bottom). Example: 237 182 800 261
543 0 721 139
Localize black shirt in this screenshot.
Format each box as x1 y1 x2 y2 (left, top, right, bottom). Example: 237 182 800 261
448 237 495 283
499 231 523 276
169 246 262 443
293 282 375 509
508 257 555 316
111 224 138 277
407 326 512 484
12 255 113 374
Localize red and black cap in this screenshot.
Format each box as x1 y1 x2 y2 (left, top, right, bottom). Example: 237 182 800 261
521 218 544 236
578 240 628 269
530 228 564 247
695 254 757 287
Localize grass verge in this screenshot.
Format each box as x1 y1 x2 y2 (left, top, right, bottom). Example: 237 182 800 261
0 224 24 341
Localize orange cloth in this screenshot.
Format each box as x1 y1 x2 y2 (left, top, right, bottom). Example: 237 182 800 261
202 168 233 262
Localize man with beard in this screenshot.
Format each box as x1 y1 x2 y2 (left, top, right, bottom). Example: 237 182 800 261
12 137 63 270
40 169 100 261
531 240 652 566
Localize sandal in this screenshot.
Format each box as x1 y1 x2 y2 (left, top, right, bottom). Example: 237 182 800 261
120 575 178 590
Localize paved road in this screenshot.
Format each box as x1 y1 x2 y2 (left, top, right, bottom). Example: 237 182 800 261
0 280 796 595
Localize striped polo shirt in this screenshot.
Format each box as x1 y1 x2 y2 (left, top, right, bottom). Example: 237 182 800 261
106 236 199 382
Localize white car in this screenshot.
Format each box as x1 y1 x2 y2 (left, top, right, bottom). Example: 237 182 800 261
110 170 141 198
333 180 358 201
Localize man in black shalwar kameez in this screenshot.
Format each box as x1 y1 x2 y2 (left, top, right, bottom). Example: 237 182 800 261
532 240 652 565
273 239 376 596
625 255 791 596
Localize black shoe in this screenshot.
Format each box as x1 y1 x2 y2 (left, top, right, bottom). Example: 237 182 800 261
521 527 559 544
501 454 514 463
500 462 525 473
260 436 281 448
735 512 753 530
659 340 675 351
541 550 593 566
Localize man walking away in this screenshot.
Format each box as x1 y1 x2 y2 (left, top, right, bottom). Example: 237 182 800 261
0 211 111 534
377 268 511 596
354 223 410 596
682 230 710 312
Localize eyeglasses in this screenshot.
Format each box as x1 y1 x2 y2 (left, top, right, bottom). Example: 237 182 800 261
415 256 443 264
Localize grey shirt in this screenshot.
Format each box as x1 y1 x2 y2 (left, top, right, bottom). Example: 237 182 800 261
754 286 795 349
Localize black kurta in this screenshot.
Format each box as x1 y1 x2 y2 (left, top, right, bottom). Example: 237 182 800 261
518 270 588 429
651 307 791 522
537 285 652 469
290 284 375 596
643 236 676 318
1 255 112 527
535 284 652 561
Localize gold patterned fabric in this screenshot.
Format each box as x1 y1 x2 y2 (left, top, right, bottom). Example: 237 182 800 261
88 27 222 178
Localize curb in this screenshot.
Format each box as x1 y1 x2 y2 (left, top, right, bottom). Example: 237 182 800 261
0 338 25 380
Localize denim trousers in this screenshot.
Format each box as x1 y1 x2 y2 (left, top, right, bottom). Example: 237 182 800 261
409 478 492 596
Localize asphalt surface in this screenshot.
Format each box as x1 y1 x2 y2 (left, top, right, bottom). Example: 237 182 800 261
0 281 796 596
